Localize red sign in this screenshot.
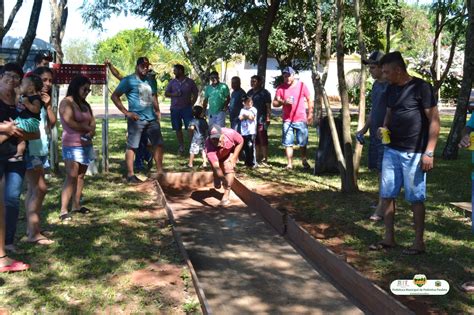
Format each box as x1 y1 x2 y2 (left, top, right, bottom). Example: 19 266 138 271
52 64 107 85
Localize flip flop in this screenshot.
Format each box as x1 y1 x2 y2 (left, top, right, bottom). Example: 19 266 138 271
369 242 396 251
461 281 474 293
402 248 426 255
72 207 91 214
0 260 30 273
26 237 54 245
59 213 72 222
369 214 383 222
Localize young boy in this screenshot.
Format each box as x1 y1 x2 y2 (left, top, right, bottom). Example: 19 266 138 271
0 74 43 161
239 95 258 167
188 106 209 168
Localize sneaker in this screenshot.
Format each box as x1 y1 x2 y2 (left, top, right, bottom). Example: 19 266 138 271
219 199 230 206
302 160 311 170
8 155 23 162
127 175 143 184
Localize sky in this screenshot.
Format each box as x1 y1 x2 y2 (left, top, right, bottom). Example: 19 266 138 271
5 0 148 44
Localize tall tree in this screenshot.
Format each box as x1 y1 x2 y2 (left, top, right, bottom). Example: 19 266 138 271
335 0 357 192
429 0 467 95
442 0 474 159
256 0 281 83
16 0 42 67
0 0 23 45
50 0 68 63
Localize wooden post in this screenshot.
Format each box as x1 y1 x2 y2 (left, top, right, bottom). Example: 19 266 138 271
101 72 109 173
50 84 60 173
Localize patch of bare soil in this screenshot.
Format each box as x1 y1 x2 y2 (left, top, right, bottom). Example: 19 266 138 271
109 180 199 314
241 179 441 315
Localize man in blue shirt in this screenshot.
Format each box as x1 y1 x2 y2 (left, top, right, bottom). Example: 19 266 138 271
111 57 163 183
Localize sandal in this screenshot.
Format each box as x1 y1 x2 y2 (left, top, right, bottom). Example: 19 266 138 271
72 207 91 214
369 242 396 251
0 256 30 273
59 213 72 222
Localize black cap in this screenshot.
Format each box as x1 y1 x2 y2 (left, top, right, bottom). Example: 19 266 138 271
136 57 150 67
362 51 384 65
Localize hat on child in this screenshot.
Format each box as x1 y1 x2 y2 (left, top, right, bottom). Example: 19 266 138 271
282 66 296 75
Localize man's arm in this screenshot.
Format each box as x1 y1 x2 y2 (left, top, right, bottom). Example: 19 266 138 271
105 60 123 80
421 106 440 171
306 97 314 125
153 94 161 120
357 115 371 135
111 88 139 121
190 81 199 105
377 108 392 139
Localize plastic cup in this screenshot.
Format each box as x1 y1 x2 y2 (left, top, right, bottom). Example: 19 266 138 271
469 133 474 150
381 127 391 145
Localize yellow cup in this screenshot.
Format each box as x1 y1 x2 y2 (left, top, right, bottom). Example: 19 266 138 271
469 133 474 150
381 127 391 144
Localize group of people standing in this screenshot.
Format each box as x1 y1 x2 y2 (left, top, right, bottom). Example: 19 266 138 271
0 54 96 273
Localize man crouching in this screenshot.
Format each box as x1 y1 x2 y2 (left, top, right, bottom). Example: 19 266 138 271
205 125 244 206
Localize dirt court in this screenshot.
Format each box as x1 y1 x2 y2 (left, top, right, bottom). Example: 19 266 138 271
163 183 365 315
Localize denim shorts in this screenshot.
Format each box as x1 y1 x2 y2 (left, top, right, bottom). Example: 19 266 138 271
127 118 163 149
380 147 426 203
171 106 193 131
282 121 308 147
25 154 50 170
208 111 226 128
62 145 95 165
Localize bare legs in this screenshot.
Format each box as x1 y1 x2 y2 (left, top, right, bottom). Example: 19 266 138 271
285 146 308 169
60 160 88 217
379 198 426 251
25 168 53 243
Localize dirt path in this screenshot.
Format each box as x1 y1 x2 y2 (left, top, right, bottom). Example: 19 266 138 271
163 184 364 315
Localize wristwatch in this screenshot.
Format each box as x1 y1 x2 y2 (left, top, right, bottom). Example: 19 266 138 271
423 151 434 158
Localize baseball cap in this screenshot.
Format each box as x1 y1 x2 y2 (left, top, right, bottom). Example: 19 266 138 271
363 51 384 65
34 52 53 64
282 66 296 75
136 57 150 67
209 125 222 139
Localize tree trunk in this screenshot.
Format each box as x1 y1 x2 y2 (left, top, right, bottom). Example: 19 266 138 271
0 0 23 45
336 0 358 192
16 0 42 67
353 0 366 176
302 0 323 128
50 0 68 64
256 0 280 85
442 0 474 159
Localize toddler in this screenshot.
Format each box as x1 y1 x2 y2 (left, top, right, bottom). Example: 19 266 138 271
0 74 43 161
188 106 209 168
239 95 258 167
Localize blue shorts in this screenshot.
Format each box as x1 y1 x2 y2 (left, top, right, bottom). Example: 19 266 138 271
282 121 308 147
380 147 426 203
62 145 95 166
25 154 50 170
171 106 193 131
127 118 163 149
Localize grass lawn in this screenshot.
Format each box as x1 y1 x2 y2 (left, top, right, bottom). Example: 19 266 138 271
0 113 472 313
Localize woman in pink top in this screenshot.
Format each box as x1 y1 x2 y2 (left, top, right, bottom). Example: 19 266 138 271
58 76 96 221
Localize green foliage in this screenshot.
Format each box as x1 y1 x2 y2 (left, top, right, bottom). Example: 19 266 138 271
440 72 462 100
63 38 94 64
93 28 188 93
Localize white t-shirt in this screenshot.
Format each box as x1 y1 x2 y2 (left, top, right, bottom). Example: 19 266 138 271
239 107 258 136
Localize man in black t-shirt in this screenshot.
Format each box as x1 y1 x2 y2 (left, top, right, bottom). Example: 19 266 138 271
369 52 440 256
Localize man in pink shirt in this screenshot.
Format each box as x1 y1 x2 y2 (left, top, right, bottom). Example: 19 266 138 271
273 67 314 170
205 125 244 206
